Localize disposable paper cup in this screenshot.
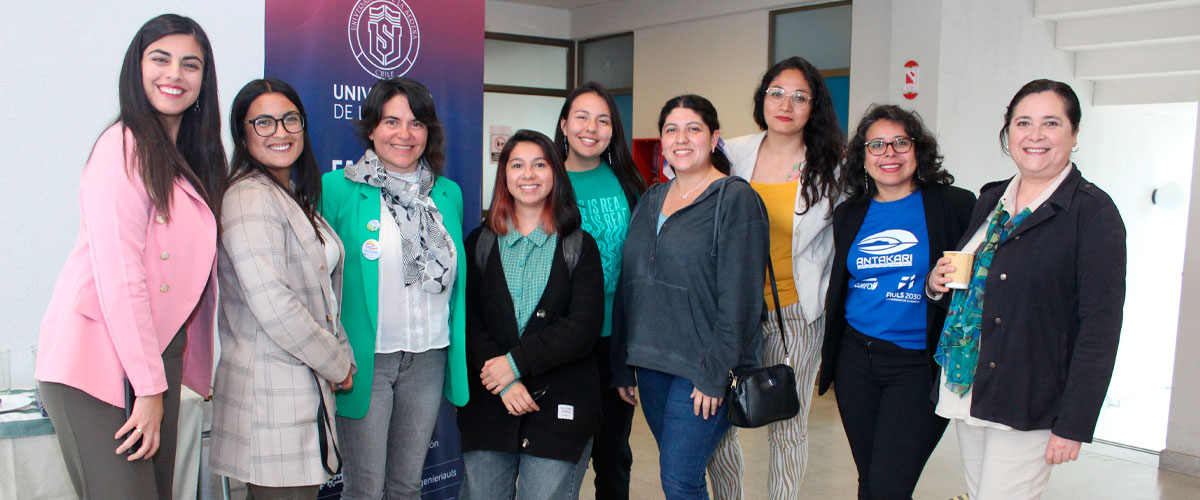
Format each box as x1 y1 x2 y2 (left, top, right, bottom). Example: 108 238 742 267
943 251 974 290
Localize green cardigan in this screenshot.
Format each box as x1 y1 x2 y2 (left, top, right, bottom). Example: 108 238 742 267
319 170 470 418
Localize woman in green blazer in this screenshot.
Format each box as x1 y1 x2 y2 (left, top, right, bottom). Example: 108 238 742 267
319 77 468 500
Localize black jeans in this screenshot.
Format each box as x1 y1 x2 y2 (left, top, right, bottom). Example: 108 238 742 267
591 336 634 499
832 326 947 500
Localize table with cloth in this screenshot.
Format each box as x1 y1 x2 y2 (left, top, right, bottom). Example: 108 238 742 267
0 387 205 500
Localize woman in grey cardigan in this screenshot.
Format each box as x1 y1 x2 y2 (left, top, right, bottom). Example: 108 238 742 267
211 79 355 499
612 95 769 500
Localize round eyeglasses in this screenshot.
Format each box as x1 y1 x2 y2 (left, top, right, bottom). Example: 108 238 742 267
864 138 915 156
764 88 810 106
245 112 305 137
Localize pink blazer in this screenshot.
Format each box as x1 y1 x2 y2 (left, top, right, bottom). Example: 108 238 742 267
36 123 218 408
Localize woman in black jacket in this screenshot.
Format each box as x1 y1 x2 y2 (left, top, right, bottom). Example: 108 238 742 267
819 105 975 500
928 80 1125 500
458 130 604 500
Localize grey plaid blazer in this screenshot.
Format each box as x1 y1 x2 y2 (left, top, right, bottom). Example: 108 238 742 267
210 174 354 487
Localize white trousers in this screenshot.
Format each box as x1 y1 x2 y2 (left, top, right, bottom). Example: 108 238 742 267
955 420 1054 500
707 305 823 500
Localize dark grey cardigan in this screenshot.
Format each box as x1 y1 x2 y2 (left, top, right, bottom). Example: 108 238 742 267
458 226 605 461
611 176 769 396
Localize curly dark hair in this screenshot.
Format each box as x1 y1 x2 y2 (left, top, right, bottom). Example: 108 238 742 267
840 104 953 200
752 56 844 215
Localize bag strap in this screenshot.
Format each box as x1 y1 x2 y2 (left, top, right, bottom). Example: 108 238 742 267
475 226 497 274
315 373 342 475
764 247 789 363
562 229 583 278
478 225 583 277
712 177 789 363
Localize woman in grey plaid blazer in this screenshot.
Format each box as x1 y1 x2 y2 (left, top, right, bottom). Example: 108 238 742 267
211 79 356 499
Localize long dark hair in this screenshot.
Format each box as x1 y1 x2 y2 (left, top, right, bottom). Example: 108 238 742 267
355 77 446 177
117 14 225 220
226 78 325 242
1000 79 1082 154
657 94 732 175
752 56 844 215
841 104 954 200
554 82 645 209
486 130 581 236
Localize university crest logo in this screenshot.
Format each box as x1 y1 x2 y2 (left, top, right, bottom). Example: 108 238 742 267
348 0 421 78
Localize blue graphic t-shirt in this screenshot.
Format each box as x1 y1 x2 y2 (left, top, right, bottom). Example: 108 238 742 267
567 162 630 338
843 190 929 349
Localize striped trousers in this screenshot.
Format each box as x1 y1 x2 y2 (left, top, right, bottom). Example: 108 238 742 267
707 304 824 500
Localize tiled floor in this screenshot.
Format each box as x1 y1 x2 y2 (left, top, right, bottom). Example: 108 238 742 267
208 386 1200 499
578 387 1200 499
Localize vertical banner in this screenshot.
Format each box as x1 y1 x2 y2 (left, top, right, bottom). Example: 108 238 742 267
265 2 483 499
265 0 484 229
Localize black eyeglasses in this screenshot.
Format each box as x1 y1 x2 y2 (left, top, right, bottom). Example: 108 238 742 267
864 137 915 156
245 112 305 137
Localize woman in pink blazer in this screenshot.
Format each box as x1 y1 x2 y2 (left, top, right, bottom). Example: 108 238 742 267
34 14 226 499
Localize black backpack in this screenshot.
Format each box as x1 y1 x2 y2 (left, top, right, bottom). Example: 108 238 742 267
474 227 583 277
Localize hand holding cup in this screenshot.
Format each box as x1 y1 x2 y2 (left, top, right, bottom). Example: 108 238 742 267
930 251 974 295
928 256 956 294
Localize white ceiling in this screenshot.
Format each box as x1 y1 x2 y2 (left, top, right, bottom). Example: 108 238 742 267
499 0 614 9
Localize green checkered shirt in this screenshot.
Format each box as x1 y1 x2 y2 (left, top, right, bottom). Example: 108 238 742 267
499 226 557 336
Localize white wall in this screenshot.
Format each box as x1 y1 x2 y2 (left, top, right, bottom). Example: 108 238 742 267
630 11 768 139
936 0 1083 191
0 1 264 388
1087 102 1196 450
579 0 838 140
1164 110 1200 476
485 0 571 38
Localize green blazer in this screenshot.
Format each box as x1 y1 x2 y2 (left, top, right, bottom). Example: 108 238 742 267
319 171 470 418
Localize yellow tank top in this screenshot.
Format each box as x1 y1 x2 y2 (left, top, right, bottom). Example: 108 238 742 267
749 179 799 310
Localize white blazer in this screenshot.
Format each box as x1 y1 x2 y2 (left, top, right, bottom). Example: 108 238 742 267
725 131 836 324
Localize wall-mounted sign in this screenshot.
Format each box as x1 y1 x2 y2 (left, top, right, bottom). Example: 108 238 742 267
489 125 511 163
903 60 919 100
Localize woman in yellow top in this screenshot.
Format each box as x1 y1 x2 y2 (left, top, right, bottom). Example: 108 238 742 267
708 56 845 499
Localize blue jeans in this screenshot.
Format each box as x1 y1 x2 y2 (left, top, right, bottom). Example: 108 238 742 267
637 368 732 500
460 450 577 500
336 349 446 500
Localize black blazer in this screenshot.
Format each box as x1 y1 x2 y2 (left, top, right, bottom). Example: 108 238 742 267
942 166 1125 443
818 183 976 395
458 226 605 462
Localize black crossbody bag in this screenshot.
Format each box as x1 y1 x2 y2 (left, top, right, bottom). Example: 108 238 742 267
724 183 801 428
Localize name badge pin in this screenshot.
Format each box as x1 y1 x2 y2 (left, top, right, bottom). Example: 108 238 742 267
362 239 381 260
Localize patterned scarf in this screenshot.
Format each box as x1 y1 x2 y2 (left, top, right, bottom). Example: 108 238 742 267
935 201 1032 395
344 149 454 294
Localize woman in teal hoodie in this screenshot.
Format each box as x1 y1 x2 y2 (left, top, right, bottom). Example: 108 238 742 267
319 77 468 500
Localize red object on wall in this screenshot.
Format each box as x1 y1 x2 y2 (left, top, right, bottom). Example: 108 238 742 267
631 138 667 185
903 60 919 100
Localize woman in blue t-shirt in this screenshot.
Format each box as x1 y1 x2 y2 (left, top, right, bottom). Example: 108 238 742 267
553 81 646 500
819 105 975 499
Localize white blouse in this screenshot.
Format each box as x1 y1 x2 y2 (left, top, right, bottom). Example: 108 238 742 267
375 172 453 354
